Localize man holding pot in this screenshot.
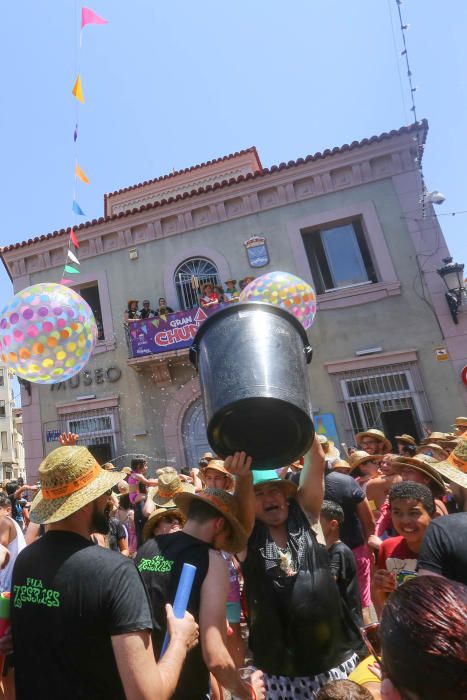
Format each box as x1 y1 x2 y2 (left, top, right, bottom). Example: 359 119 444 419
236 438 364 700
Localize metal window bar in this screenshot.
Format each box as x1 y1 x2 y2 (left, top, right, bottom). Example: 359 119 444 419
331 362 432 447
42 407 122 456
174 258 220 310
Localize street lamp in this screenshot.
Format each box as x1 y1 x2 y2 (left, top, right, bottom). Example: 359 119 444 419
436 257 465 324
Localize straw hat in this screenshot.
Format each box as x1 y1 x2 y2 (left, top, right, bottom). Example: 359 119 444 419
394 434 416 446
416 443 449 461
348 450 383 475
392 455 447 494
200 459 234 491
147 468 195 508
252 469 297 500
332 459 352 473
122 467 132 475
421 432 450 444
430 438 467 489
355 429 392 453
174 488 248 553
142 506 185 543
29 446 124 525
127 299 139 305
225 279 237 285
102 462 114 471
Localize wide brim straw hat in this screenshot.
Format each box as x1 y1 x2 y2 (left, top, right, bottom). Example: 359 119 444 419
225 279 237 285
332 459 352 471
174 488 248 553
200 460 234 490
416 443 449 461
252 469 297 500
317 435 340 460
421 432 451 445
148 468 195 507
348 450 383 475
453 417 467 430
142 506 185 543
127 299 139 305
355 429 392 454
429 438 467 489
29 446 125 525
394 434 416 446
392 455 447 494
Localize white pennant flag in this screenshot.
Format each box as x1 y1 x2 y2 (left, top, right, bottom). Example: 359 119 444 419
67 249 80 266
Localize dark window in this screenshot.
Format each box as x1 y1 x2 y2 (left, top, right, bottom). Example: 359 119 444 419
0 401 5 418
301 219 376 294
77 285 104 340
0 370 4 387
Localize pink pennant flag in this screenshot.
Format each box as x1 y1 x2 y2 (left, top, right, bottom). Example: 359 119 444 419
81 7 108 29
60 278 73 286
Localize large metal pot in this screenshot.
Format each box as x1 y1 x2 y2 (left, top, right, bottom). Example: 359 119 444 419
190 302 314 469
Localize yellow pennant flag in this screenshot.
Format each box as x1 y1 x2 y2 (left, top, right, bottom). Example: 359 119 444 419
75 163 90 184
72 75 84 103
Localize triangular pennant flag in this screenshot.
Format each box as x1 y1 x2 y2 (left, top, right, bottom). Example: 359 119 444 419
67 250 80 266
72 200 86 216
64 265 80 275
70 229 80 248
72 75 84 104
73 124 78 142
60 278 73 286
75 163 90 184
81 7 108 28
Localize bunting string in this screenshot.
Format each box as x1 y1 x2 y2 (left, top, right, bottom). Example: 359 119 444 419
60 5 108 286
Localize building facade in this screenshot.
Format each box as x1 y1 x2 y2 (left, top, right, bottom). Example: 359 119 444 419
1 122 466 480
0 364 26 481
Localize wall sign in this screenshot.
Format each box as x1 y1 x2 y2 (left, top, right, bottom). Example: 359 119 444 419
244 235 270 268
434 347 449 362
50 366 122 391
46 429 61 442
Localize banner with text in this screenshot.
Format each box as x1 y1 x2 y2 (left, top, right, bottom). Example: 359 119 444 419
128 305 222 357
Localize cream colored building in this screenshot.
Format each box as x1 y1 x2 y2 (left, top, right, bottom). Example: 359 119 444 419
0 364 25 481
1 122 466 480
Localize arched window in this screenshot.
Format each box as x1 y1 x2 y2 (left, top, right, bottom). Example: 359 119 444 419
174 257 220 310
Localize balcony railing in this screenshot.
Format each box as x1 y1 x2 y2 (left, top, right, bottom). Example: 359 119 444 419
125 302 235 360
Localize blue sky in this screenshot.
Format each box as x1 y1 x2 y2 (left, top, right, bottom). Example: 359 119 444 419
1 0 465 305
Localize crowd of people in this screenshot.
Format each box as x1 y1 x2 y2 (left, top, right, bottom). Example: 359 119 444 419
123 277 257 322
0 418 465 699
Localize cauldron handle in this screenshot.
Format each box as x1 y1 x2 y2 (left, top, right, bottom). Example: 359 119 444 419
189 345 198 369
304 345 313 364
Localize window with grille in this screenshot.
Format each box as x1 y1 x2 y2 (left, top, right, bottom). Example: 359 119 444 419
0 402 5 418
174 258 220 310
301 219 377 294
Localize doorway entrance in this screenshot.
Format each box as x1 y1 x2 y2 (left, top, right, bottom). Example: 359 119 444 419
182 398 211 467
381 409 420 450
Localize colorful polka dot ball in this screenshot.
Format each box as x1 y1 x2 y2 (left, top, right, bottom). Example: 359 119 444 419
0 283 98 384
239 271 317 330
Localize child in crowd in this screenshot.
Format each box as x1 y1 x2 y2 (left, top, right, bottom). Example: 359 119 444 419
372 481 434 617
320 500 363 629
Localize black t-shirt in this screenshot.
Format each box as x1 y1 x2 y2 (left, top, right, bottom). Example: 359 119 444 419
328 541 363 628
108 517 127 552
11 531 153 700
135 532 211 700
324 472 365 550
417 512 467 585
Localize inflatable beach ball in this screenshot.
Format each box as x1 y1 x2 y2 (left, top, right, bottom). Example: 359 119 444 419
239 271 317 330
0 283 98 384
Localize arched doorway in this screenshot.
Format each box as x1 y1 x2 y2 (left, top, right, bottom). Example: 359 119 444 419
182 398 211 467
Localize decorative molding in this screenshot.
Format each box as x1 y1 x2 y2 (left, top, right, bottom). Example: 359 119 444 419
162 377 201 467
127 349 190 386
325 348 419 374
3 133 420 278
56 395 120 414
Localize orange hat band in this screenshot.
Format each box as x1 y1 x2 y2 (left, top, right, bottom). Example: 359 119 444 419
447 452 467 474
157 486 182 499
202 493 232 517
42 463 102 500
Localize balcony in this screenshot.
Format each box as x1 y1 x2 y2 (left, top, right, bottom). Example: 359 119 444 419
126 303 231 384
